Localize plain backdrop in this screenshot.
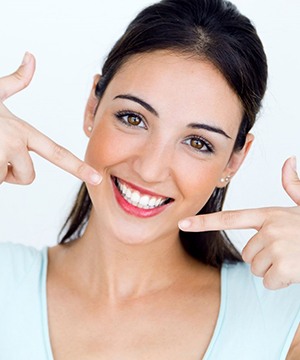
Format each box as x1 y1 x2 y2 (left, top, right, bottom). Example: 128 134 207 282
0 0 299 250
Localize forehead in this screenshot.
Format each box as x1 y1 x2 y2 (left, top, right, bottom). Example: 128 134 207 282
103 51 243 136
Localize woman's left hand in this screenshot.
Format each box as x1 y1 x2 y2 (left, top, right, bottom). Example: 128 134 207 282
178 157 300 290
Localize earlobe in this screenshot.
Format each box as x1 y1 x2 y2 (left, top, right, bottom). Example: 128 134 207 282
218 133 254 188
83 74 102 137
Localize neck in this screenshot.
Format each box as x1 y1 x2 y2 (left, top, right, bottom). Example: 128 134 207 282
54 210 198 304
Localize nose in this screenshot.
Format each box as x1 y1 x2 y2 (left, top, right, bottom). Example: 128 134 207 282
132 139 173 183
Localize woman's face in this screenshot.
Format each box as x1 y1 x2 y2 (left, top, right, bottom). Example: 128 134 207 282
84 51 252 244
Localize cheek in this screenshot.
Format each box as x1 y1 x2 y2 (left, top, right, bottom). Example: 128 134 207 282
174 157 224 214
84 122 127 171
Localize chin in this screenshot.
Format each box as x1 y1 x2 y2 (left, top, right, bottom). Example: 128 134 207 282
110 220 172 246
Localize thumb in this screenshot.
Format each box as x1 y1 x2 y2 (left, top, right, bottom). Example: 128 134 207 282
0 52 36 101
282 156 300 205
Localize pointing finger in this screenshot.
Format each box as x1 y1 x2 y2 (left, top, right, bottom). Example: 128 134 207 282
27 126 102 185
178 208 268 232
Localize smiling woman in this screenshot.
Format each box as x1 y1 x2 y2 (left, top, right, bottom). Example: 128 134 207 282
64 51 249 255
80 53 248 253
0 0 300 359
60 0 266 267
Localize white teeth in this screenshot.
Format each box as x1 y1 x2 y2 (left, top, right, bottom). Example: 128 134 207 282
148 197 156 207
115 178 170 210
125 188 132 199
131 191 140 206
139 195 150 208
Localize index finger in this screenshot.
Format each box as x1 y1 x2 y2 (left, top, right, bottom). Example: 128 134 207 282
178 208 269 232
27 125 102 185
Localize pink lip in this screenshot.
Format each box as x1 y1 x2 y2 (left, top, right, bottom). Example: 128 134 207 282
111 177 173 218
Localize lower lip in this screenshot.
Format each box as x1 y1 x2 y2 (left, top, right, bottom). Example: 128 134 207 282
112 178 171 218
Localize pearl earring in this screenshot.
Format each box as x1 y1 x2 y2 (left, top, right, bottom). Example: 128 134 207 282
87 125 93 132
220 175 231 183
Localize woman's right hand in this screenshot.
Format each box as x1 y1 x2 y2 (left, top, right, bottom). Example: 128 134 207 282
0 52 102 186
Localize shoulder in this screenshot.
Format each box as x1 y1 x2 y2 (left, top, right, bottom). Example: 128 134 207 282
0 243 50 357
0 242 46 295
224 260 300 298
222 261 300 358
0 241 42 270
224 260 300 309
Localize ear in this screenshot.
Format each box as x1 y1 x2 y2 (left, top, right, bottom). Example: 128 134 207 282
217 133 254 188
83 74 101 137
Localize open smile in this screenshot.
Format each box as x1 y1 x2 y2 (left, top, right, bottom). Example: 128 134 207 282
112 176 174 217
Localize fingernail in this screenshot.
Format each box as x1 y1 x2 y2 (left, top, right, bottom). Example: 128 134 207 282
90 173 102 185
291 156 297 171
22 52 31 65
178 219 192 230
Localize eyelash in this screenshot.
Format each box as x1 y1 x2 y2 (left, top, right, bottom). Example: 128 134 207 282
182 135 215 154
115 110 147 129
114 110 214 154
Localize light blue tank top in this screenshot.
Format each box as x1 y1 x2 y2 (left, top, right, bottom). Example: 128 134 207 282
0 242 299 359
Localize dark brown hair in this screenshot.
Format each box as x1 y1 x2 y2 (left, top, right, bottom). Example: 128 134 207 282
59 0 268 268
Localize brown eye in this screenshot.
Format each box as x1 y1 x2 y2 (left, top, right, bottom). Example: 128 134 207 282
183 136 214 153
128 115 141 126
191 138 204 150
116 111 147 129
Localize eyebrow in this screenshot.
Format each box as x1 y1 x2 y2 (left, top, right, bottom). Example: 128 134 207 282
114 94 159 117
187 123 232 139
114 93 231 139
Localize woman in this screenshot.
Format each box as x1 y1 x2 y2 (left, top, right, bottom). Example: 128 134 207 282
1 0 300 359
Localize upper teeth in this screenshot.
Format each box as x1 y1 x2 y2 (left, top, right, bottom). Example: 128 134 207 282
116 178 169 209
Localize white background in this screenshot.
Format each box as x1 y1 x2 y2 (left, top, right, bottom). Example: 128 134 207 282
0 0 299 250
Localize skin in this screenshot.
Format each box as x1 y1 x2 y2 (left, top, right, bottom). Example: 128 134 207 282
1 52 300 358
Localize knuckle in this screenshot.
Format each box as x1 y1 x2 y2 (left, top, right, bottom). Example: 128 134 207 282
16 117 29 129
13 70 30 89
241 247 251 263
263 225 278 240
250 260 263 277
263 276 276 290
268 242 284 259
273 261 290 279
196 215 207 229
221 211 236 228
1 130 26 154
263 262 291 291
22 170 36 185
5 115 29 135
76 162 86 177
0 89 8 101
51 143 68 163
12 138 26 153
